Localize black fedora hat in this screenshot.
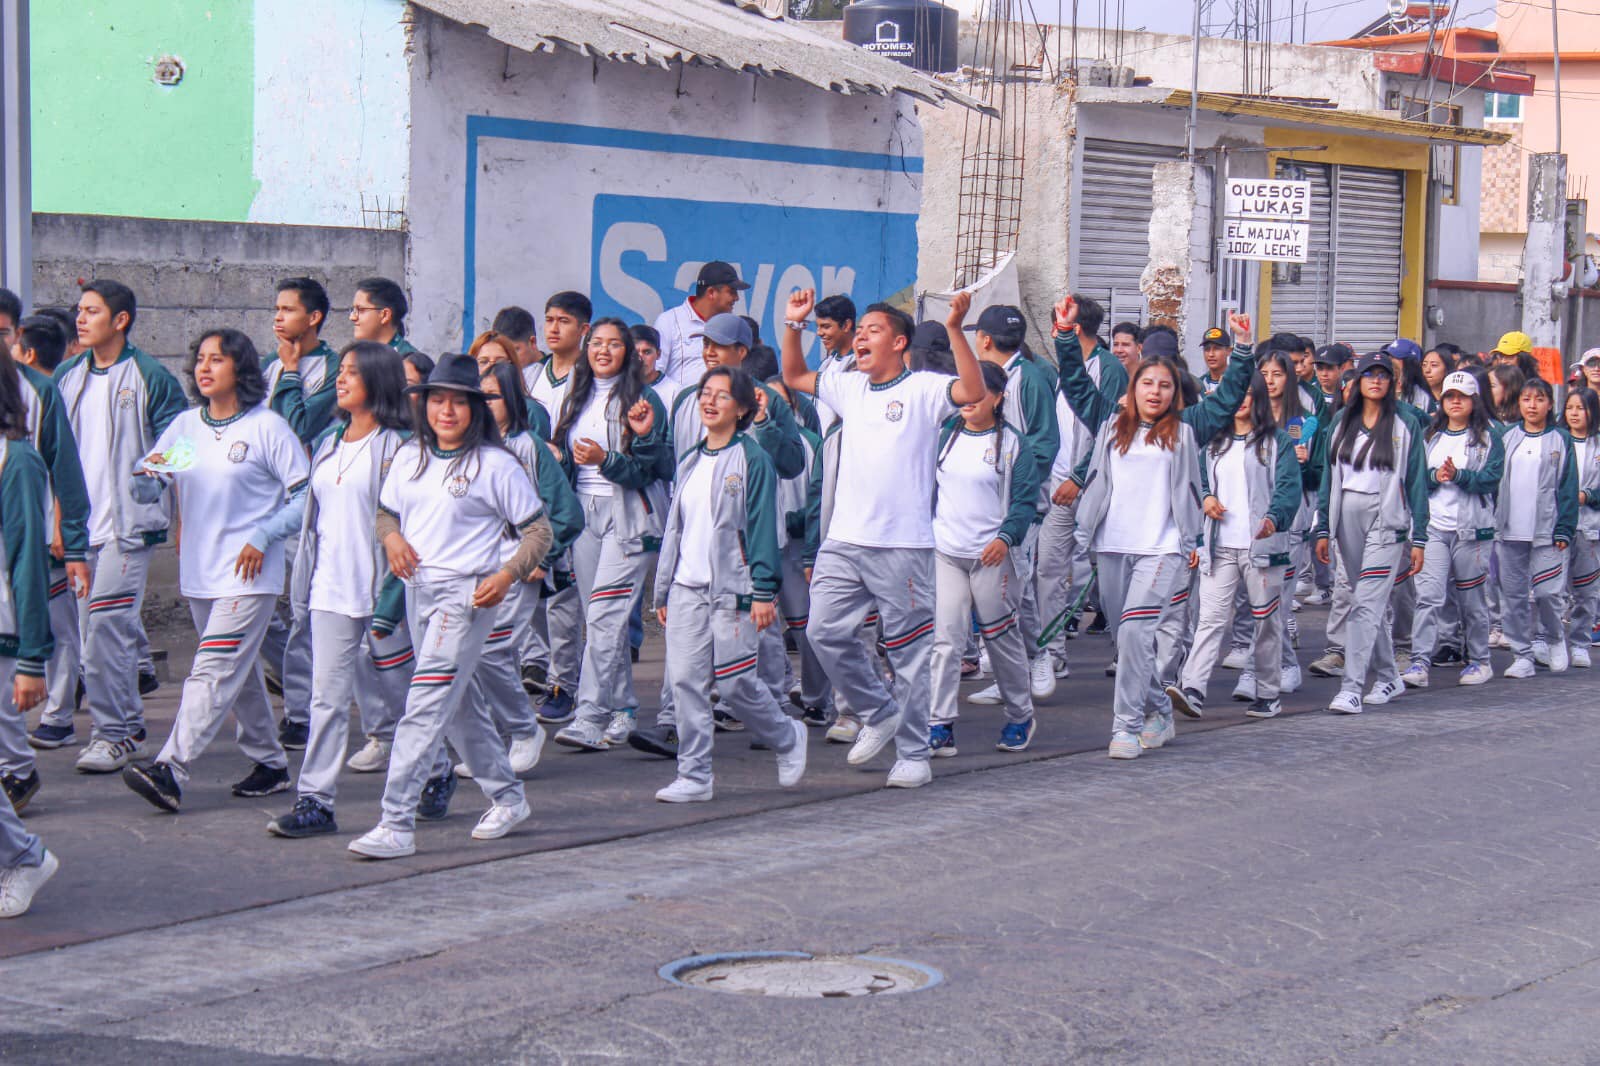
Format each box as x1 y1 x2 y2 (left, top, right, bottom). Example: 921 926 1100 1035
405 352 484 396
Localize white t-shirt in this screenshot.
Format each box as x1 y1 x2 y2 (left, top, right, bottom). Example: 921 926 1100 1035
308 434 382 617
1425 430 1471 534
1050 391 1082 483
654 299 712 385
673 455 718 587
934 428 1005 558
1338 429 1383 494
813 351 855 432
76 370 118 548
1212 439 1253 550
149 406 309 599
568 375 618 497
1505 433 1542 541
526 359 574 428
1096 433 1180 555
816 364 957 549
379 442 542 583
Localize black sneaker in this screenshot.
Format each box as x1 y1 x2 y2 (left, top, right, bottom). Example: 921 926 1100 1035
278 719 309 751
1431 645 1464 667
1105 659 1117 677
74 677 85 711
123 759 182 812
520 662 549 696
1086 613 1108 635
263 669 284 697
801 704 830 728
27 723 76 749
1165 685 1205 719
788 689 807 713
2 769 40 813
626 727 679 758
132 727 148 745
630 645 641 664
1064 617 1080 639
534 686 574 725
137 668 160 696
712 708 744 732
231 762 291 798
267 797 338 838
1246 697 1282 719
418 768 457 821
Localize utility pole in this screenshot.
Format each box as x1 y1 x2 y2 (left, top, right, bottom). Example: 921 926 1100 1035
0 0 31 309
1521 153 1568 370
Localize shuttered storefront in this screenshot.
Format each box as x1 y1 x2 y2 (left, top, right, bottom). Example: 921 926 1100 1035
1078 139 1183 323
1267 162 1333 344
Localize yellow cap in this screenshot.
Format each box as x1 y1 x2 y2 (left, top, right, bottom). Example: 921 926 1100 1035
1494 331 1533 355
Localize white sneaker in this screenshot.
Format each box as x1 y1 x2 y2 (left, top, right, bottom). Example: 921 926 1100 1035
75 736 140 774
1504 657 1536 679
847 716 900 766
0 849 58 918
1232 671 1257 702
1572 646 1592 669
825 715 861 744
471 799 531 840
1533 640 1551 667
1221 646 1251 671
1489 627 1509 649
554 720 608 751
775 719 808 788
602 710 636 746
1364 679 1404 706
655 776 713 803
1052 653 1071 679
1399 662 1429 688
1327 691 1363 715
1029 657 1057 699
348 826 415 859
966 683 1003 706
1139 716 1175 749
1107 732 1142 759
508 728 547 774
345 737 391 773
1458 663 1494 686
977 647 992 677
1280 665 1302 694
1550 640 1570 673
886 758 932 788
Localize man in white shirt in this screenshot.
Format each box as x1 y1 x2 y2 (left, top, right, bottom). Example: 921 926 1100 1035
653 261 749 385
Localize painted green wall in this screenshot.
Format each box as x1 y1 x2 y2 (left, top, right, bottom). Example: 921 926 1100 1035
31 2 258 221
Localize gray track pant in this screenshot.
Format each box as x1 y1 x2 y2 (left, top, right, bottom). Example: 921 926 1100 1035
1567 536 1600 647
808 542 934 762
1097 550 1190 737
37 572 83 731
1332 491 1404 696
931 550 1032 727
260 535 314 726
379 577 524 831
1180 548 1286 700
1035 485 1092 663
155 594 284 786
571 494 652 730
1497 540 1567 660
667 583 797 786
0 659 43 869
474 580 542 741
82 540 153 743
1411 530 1490 668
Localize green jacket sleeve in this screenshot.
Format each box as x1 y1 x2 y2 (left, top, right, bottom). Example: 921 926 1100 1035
1054 331 1116 434
1450 432 1504 497
790 390 821 436
1403 422 1431 545
1269 431 1301 533
597 389 673 489
1556 435 1580 545
1 444 55 673
801 434 823 568
534 444 585 558
752 385 805 479
528 398 552 442
740 440 781 602
136 351 190 437
370 574 407 639
1018 364 1060 486
998 429 1039 547
1181 345 1255 443
271 361 341 444
26 369 90 561
1091 344 1125 408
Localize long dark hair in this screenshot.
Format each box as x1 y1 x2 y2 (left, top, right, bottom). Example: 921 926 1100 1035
1396 357 1428 404
190 328 267 409
1566 385 1600 439
1210 371 1276 464
553 317 646 451
1333 369 1398 471
1258 350 1302 424
338 341 410 431
410 383 504 481
1426 382 1491 446
0 346 29 441
1488 364 1525 423
482 360 531 436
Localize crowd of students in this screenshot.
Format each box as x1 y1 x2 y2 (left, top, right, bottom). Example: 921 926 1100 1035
0 260 1593 919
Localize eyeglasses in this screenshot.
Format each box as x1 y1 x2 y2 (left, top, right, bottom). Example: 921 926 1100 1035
1360 368 1392 380
482 392 504 403
699 388 736 405
349 305 380 317
587 339 627 353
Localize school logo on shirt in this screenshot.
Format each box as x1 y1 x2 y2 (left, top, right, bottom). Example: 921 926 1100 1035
885 400 904 423
227 441 249 463
116 386 136 410
447 474 470 498
724 474 743 496
983 447 998 466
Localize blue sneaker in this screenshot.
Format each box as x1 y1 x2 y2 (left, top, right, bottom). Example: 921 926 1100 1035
417 768 457 821
1592 622 1600 647
27 723 77 750
929 723 957 758
534 686 575 725
996 719 1036 753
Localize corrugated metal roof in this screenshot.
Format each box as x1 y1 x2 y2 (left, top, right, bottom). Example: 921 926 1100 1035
409 0 984 110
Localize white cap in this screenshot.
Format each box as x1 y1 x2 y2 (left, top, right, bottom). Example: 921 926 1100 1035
1583 347 1600 365
1441 370 1479 396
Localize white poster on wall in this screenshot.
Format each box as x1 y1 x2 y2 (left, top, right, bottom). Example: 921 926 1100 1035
1224 178 1310 263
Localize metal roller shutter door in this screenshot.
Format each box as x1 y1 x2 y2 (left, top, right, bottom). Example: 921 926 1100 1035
1269 161 1333 345
1333 166 1405 352
1078 140 1182 323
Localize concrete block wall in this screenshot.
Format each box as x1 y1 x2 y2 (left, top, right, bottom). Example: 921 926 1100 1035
31 213 408 379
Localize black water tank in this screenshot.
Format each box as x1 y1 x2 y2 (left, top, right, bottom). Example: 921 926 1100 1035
843 0 959 73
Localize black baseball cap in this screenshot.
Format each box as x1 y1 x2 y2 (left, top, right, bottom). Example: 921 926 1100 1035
696 261 751 291
1353 351 1393 377
1143 331 1179 360
1200 326 1229 348
1314 342 1354 367
967 304 1027 347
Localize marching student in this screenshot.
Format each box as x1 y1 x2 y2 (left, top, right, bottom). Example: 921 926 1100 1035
264 342 416 837
631 323 682 401
1313 353 1430 714
55 281 188 774
781 287 986 788
0 377 59 916
120 329 309 811
1420 345 1458 411
1166 370 1299 721
1488 365 1525 429
810 294 860 432
549 319 674 751
1055 298 1253 757
1196 326 1232 395
1495 376 1578 678
650 365 807 801
653 262 750 385
1563 385 1600 669
491 306 541 370
1401 371 1504 688
349 354 553 859
349 278 417 355
928 361 1039 756
1383 339 1434 412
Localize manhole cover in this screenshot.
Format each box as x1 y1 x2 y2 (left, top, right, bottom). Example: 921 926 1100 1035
660 951 942 998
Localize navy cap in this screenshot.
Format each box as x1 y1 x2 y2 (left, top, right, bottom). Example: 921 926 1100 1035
1354 351 1393 377
966 304 1026 347
1142 331 1179 360
696 261 751 292
1314 343 1354 366
703 312 753 348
